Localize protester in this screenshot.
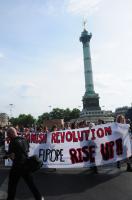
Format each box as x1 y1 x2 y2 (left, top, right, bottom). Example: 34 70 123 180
70 122 77 129
64 122 71 130
0 127 5 147
4 127 44 200
51 124 58 132
126 119 132 134
88 122 98 174
116 115 132 172
98 119 105 125
43 126 49 133
0 127 5 166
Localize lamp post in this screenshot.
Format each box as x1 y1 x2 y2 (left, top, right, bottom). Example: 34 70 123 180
9 104 13 118
48 105 52 119
48 105 52 112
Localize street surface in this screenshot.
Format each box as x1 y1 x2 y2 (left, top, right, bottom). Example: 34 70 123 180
0 164 132 200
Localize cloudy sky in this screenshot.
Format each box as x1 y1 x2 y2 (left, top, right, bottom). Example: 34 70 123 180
0 0 132 118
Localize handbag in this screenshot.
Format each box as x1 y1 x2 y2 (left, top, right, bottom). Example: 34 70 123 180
25 155 43 172
16 137 43 172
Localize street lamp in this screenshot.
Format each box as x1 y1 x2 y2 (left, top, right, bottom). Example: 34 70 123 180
9 104 13 118
48 105 52 112
48 105 52 120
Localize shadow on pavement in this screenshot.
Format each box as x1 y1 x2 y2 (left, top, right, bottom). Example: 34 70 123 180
15 169 122 199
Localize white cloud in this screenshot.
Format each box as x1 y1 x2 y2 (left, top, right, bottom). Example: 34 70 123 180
0 0 132 117
93 70 132 111
94 72 132 92
0 52 5 59
67 0 102 16
18 85 36 98
11 82 39 98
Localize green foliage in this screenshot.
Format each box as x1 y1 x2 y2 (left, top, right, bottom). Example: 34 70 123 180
10 117 19 127
50 108 65 119
63 108 71 121
10 107 81 127
70 108 80 119
10 114 36 127
37 107 80 124
37 112 50 126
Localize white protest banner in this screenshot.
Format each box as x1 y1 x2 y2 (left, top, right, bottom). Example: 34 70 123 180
5 122 132 168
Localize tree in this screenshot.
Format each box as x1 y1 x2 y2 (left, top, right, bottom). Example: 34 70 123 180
10 114 36 128
50 108 65 119
10 117 19 127
37 107 80 124
37 112 50 126
63 108 71 122
70 108 80 119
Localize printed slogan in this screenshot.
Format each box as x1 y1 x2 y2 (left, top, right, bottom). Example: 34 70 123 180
5 122 132 168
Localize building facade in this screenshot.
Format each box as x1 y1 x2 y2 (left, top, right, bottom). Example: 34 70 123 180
0 113 9 127
115 106 129 117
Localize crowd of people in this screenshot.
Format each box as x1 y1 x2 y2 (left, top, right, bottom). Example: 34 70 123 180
0 115 132 199
0 115 132 171
7 117 132 135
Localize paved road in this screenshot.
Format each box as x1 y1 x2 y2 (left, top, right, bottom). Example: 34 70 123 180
0 165 132 200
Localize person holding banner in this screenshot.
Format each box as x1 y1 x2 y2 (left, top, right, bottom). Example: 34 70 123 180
4 127 44 200
116 115 132 172
89 122 98 174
